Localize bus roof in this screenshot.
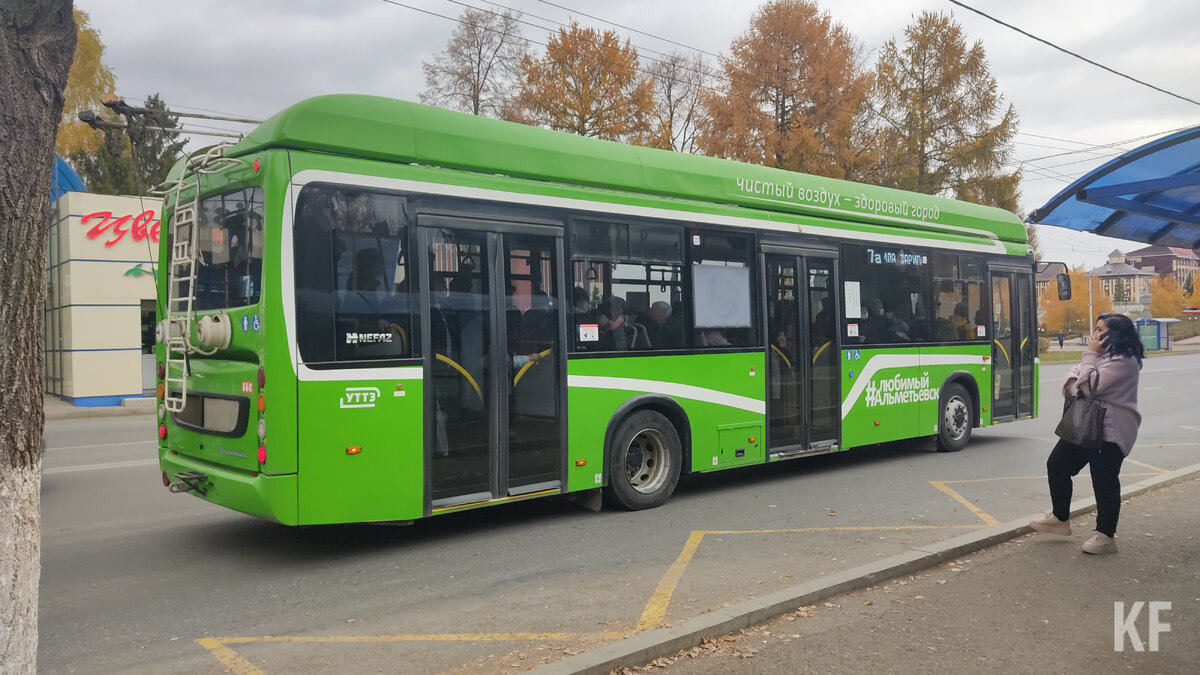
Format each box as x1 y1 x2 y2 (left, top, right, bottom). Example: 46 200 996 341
233 94 1027 247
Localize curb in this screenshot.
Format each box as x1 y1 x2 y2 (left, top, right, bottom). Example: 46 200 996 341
531 461 1200 675
45 406 156 421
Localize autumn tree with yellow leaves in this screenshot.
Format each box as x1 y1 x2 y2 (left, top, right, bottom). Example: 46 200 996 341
56 8 115 155
517 22 654 142
1148 275 1186 318
697 0 871 178
873 11 1021 211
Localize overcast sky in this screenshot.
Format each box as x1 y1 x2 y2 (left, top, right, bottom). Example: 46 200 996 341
83 0 1200 268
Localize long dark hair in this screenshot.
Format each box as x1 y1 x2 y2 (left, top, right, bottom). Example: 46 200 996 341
1097 313 1144 363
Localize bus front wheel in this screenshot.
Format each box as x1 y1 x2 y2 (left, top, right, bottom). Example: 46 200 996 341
604 410 682 510
936 383 973 452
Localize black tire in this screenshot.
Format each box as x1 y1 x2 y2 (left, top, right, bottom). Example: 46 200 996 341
936 382 973 452
604 410 682 510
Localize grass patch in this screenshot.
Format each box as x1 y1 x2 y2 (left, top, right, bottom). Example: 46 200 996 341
1038 350 1083 362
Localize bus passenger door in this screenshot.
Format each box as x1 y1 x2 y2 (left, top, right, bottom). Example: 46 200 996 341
420 220 566 511
990 268 1034 420
764 249 840 456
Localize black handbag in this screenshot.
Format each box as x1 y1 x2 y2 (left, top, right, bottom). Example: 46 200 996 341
1055 370 1106 450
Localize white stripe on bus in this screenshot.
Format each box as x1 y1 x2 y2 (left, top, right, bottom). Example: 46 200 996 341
567 375 766 415
840 353 989 419
297 364 423 382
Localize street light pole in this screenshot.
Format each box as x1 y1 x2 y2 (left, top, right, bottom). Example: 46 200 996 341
1088 272 1093 325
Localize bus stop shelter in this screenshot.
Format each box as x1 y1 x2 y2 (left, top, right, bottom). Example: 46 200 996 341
1028 125 1200 255
1135 317 1181 350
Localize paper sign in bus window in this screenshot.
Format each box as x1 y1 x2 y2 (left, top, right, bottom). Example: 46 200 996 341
844 281 861 318
693 264 751 327
579 323 599 342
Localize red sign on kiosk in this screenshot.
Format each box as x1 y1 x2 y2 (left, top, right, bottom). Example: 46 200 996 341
81 210 161 248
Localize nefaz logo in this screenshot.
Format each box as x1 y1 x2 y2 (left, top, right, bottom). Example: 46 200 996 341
340 387 381 409
345 332 393 345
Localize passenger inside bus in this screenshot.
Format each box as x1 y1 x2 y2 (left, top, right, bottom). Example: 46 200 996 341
643 301 680 349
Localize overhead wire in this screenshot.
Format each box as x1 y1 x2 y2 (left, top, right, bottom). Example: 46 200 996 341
947 0 1200 107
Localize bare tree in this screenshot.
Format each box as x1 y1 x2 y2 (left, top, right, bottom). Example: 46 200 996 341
0 1 76 672
646 51 709 152
420 8 527 117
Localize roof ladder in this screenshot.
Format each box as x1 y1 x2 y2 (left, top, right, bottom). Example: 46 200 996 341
163 174 201 413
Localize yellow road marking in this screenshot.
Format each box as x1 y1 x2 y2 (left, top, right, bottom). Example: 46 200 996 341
195 638 267 675
941 473 1158 484
702 525 979 534
633 524 977 631
1123 457 1169 473
219 631 623 645
929 481 1000 526
637 530 705 631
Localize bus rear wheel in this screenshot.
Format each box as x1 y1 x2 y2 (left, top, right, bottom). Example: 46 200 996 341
936 383 973 452
604 410 682 510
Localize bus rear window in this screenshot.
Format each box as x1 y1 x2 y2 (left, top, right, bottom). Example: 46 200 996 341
192 187 265 311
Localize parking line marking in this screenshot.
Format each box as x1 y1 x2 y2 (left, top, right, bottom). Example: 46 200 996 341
1123 457 1169 473
196 638 266 675
198 631 629 674
219 632 619 644
929 481 999 526
941 472 1158 485
633 524 977 631
637 530 706 631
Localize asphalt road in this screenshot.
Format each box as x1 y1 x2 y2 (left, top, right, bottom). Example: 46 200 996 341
38 353 1200 673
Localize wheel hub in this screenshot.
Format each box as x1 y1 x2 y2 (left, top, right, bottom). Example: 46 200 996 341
625 429 668 494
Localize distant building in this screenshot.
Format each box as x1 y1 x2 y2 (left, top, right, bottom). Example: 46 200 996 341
1035 265 1059 303
1087 250 1156 318
1123 245 1199 292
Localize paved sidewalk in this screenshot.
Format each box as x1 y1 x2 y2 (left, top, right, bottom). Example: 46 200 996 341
44 394 155 421
536 468 1200 675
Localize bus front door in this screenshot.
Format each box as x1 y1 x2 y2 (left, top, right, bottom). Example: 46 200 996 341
990 268 1035 420
421 222 567 510
764 250 840 456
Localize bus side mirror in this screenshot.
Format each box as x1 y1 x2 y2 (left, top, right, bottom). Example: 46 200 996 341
1056 273 1072 301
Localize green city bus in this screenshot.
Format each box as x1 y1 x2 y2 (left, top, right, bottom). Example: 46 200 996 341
155 94 1038 525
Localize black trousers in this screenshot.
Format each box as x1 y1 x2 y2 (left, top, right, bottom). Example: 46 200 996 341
1047 438 1125 537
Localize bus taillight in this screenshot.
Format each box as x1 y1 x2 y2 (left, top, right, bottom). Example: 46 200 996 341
257 367 266 389
258 445 266 464
158 424 167 439
257 393 265 413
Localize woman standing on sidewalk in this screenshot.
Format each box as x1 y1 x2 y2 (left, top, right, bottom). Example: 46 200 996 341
1030 313 1143 554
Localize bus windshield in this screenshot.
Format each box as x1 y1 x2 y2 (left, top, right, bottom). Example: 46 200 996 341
191 187 265 311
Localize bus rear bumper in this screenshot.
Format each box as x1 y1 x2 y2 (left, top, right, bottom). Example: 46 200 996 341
159 451 298 525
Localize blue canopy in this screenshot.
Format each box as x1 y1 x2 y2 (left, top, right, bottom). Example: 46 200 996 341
51 154 85 202
1028 125 1200 254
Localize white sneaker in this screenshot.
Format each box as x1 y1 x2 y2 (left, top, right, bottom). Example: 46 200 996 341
1029 513 1072 536
1082 533 1118 555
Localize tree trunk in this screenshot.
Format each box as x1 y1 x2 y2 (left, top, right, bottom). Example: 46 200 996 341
0 2 76 673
